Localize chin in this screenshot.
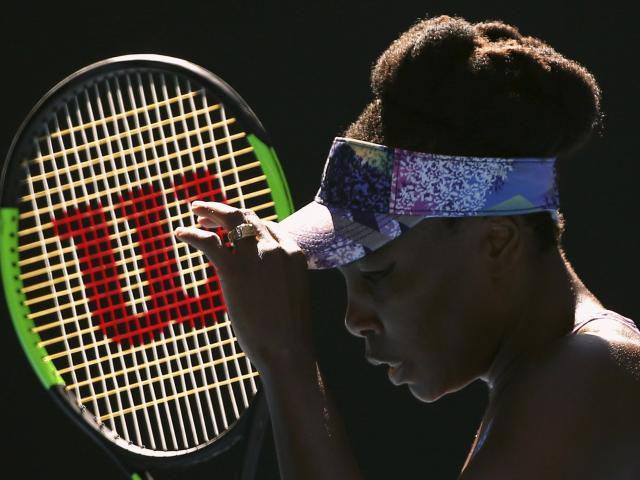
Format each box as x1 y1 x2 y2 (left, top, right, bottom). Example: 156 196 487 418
407 381 448 403
411 372 479 403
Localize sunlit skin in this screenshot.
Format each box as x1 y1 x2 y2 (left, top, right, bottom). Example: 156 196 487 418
177 202 640 479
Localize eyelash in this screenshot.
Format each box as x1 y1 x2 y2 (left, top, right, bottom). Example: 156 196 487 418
361 263 394 283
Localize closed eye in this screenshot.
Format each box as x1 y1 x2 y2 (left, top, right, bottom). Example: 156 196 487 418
361 263 395 283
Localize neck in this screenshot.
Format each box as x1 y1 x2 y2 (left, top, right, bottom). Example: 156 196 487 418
481 248 602 401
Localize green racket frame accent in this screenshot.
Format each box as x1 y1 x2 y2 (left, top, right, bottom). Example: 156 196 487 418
247 134 295 220
0 208 63 388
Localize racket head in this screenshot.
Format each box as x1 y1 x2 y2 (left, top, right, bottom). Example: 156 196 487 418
1 54 293 469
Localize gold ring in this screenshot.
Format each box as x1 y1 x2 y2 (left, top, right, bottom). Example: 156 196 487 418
227 223 259 245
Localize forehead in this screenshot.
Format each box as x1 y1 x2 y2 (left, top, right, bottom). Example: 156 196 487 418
338 223 425 273
336 217 469 273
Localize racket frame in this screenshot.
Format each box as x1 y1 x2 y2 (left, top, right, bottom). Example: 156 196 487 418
0 54 294 473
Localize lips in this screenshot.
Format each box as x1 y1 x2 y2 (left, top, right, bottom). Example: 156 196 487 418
364 355 402 368
387 363 406 385
364 344 408 385
364 350 410 385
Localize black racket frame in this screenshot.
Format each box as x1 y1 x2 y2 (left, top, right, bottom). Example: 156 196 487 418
1 54 275 475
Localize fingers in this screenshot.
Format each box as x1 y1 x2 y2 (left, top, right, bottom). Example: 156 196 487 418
191 201 254 231
191 201 273 253
175 201 308 270
175 201 281 263
196 216 218 229
174 226 232 270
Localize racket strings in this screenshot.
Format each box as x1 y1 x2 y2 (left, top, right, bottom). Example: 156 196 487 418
22 249 216 302
33 100 221 166
172 78 246 424
19 137 259 219
16 69 270 453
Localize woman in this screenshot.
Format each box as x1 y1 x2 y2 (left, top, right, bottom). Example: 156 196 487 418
175 15 640 479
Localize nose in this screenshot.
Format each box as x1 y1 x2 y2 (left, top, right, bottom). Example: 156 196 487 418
344 298 383 338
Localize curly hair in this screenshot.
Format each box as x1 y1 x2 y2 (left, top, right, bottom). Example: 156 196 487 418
343 15 604 252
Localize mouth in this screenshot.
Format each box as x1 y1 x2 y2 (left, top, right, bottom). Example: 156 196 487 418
365 354 409 385
387 362 407 385
364 355 402 368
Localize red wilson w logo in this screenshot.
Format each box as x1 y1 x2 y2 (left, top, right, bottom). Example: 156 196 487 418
52 170 228 346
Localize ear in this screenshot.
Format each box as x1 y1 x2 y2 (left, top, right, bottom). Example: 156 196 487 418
483 216 522 276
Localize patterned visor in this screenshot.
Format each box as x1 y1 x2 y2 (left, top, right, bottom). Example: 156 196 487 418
280 137 559 270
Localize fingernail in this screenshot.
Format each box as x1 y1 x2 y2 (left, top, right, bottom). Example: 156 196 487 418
191 201 204 208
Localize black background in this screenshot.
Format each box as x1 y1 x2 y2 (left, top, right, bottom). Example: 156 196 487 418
1 1 638 479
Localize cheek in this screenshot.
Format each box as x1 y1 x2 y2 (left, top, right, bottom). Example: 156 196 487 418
436 275 499 386
407 260 495 386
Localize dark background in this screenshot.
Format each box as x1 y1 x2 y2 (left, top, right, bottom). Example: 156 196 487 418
1 1 638 479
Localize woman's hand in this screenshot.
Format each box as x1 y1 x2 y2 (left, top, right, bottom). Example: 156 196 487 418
177 202 362 480
174 201 314 372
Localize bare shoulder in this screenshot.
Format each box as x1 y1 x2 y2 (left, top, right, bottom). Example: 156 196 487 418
461 324 640 479
575 314 640 375
554 319 640 383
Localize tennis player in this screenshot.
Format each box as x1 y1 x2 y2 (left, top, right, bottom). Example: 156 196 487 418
176 15 640 479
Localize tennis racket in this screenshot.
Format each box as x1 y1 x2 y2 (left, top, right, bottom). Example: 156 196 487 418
0 54 293 478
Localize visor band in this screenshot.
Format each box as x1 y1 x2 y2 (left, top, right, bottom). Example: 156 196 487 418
315 137 559 218
280 137 560 270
